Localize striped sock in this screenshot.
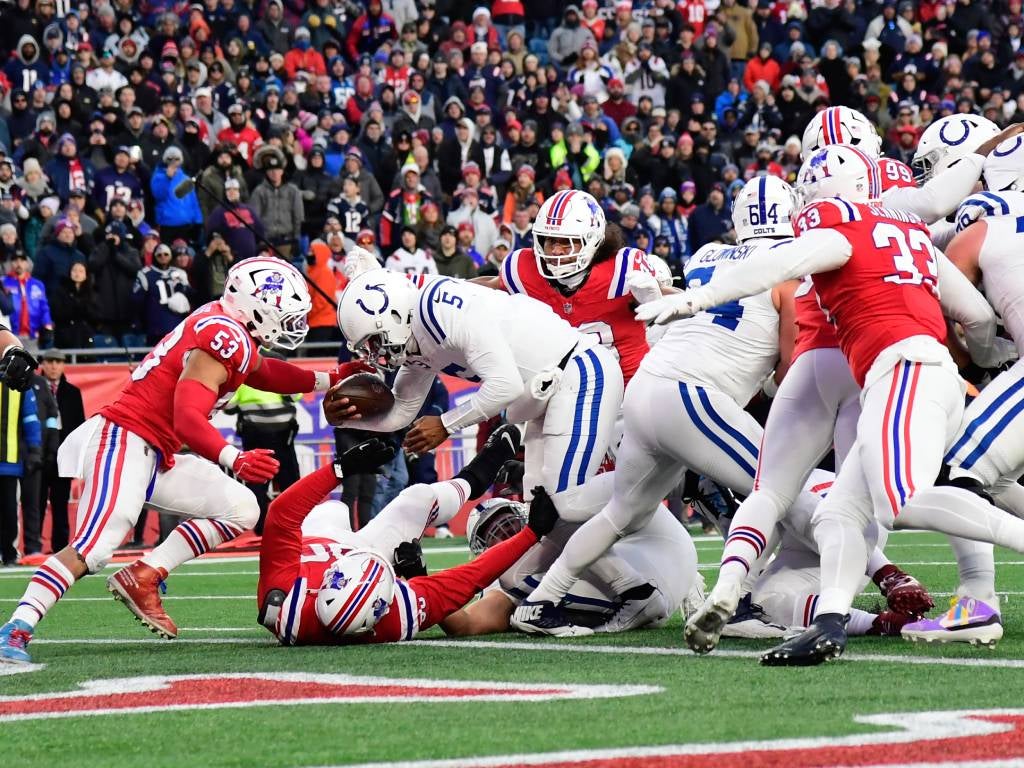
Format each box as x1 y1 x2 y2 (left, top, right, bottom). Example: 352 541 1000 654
427 478 471 527
11 557 76 628
141 519 243 573
718 524 769 586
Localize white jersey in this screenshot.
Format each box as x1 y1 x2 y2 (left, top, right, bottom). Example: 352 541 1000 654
386 248 438 276
641 238 780 405
975 215 1024 352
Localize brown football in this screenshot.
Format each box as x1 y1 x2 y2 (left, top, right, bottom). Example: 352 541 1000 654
324 372 395 425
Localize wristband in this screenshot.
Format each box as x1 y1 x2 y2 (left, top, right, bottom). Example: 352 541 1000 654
218 444 241 470
762 375 779 399
313 371 331 392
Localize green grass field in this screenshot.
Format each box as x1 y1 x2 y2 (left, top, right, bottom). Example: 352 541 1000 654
3 531 1024 768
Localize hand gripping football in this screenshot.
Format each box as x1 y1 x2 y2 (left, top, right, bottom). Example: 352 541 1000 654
324 372 395 425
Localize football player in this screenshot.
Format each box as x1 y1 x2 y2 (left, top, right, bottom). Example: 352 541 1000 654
510 176 800 637
332 269 658 612
441 489 699 637
685 114 1019 656
640 145 1024 665
257 427 562 645
0 258 372 664
475 190 662 387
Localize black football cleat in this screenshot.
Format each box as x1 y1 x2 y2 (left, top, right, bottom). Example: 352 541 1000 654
760 613 848 667
510 600 594 637
456 425 522 498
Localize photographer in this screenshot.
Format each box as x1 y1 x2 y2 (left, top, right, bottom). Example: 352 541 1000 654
89 219 142 339
191 233 235 306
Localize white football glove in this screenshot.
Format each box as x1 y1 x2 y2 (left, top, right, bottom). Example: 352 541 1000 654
167 292 191 314
343 246 382 279
634 291 704 325
626 270 662 305
981 336 1020 369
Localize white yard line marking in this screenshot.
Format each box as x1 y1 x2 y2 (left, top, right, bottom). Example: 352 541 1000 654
0 596 251 602
0 571 259 580
32 638 269 645
410 639 1024 669
0 663 45 675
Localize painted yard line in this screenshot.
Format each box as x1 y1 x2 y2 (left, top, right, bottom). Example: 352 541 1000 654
410 639 1024 669
0 571 259 580
177 627 262 632
692 561 1024 570
31 638 271 645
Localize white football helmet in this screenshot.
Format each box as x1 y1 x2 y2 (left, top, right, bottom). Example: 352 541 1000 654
466 498 529 556
315 549 396 636
337 268 419 371
732 176 797 241
646 253 675 288
221 257 312 350
982 135 1024 192
797 145 883 205
912 114 999 182
533 190 606 280
801 106 882 160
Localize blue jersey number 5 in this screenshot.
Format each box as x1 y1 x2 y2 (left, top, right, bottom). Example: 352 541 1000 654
685 266 744 331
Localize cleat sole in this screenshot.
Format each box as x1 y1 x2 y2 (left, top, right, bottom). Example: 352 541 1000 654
107 577 177 640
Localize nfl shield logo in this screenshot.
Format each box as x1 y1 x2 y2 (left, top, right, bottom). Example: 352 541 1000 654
563 302 573 314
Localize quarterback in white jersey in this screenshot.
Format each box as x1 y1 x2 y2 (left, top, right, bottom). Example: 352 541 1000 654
510 176 797 637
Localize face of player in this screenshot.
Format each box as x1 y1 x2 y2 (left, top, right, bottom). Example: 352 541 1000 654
539 235 580 267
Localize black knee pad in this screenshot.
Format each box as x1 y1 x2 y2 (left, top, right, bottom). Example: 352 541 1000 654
937 465 994 504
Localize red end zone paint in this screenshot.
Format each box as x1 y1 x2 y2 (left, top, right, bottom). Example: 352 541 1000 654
338 709 1024 768
0 673 660 722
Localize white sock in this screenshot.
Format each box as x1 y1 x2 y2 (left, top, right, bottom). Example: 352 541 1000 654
142 519 244 572
948 535 998 609
528 512 621 603
813 517 869 616
717 492 782 593
865 547 890 579
11 557 76 628
897 486 1024 552
427 478 471 527
847 608 876 636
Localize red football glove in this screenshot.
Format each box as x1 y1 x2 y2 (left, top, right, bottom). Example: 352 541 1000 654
232 449 280 483
327 360 378 388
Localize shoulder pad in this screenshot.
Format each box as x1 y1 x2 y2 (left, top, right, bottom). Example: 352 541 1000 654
192 315 255 374
609 247 654 298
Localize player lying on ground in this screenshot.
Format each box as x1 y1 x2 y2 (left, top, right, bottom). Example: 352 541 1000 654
257 427 561 645
0 259 373 664
442 476 700 636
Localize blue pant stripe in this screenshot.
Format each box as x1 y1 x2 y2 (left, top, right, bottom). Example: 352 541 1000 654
679 384 756 478
694 386 759 464
890 362 911 507
958 392 1024 470
557 355 589 493
575 349 605 486
946 375 1024 462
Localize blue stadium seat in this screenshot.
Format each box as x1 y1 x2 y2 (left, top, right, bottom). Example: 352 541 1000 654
92 334 127 363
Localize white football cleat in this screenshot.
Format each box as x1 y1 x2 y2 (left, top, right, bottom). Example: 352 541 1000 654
684 579 742 654
720 594 787 639
594 584 669 633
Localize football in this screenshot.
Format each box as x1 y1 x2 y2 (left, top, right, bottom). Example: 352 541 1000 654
324 372 395 424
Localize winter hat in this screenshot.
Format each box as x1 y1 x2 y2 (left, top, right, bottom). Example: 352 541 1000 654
21 158 41 177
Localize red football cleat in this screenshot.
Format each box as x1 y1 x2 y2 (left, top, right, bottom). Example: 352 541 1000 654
874 564 935 617
107 561 178 639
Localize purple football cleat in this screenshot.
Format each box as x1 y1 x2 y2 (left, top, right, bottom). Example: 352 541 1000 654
901 596 1003 647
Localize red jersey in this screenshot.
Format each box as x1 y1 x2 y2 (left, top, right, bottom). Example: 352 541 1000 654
257 464 538 646
100 301 259 468
793 198 946 384
216 126 263 163
500 247 654 383
792 160 919 362
676 0 707 35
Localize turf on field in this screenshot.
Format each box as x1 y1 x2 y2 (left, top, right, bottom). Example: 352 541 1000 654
3 531 1024 768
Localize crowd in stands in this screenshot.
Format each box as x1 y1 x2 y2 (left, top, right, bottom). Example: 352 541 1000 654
0 0 1018 352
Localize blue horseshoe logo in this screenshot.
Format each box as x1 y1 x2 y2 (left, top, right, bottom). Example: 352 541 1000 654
355 283 390 315
938 118 973 146
994 136 1023 157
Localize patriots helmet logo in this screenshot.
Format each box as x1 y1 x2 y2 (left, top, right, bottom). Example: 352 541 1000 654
251 270 286 308
328 570 350 590
585 196 601 226
372 597 389 621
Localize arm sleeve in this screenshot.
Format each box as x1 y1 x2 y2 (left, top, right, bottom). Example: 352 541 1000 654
935 248 1005 368
20 389 41 449
245 356 318 394
409 527 539 631
257 462 340 603
172 378 231 464
354 365 435 432
686 228 852 312
882 154 984 224
440 315 525 432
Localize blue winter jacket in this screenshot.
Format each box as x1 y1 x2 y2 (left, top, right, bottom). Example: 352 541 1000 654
151 165 202 228
2 275 52 339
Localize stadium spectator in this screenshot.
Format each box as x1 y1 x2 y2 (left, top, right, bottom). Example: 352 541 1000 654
386 226 436 276
688 182 735 252
433 224 477 279
249 151 303 262
90 219 142 338
204 177 264 267
4 251 52 352
50 261 96 350
33 218 84 297
381 162 433 254
133 242 193 345
151 146 202 245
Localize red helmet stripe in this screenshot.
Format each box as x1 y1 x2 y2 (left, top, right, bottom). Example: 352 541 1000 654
546 190 577 226
831 108 844 143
